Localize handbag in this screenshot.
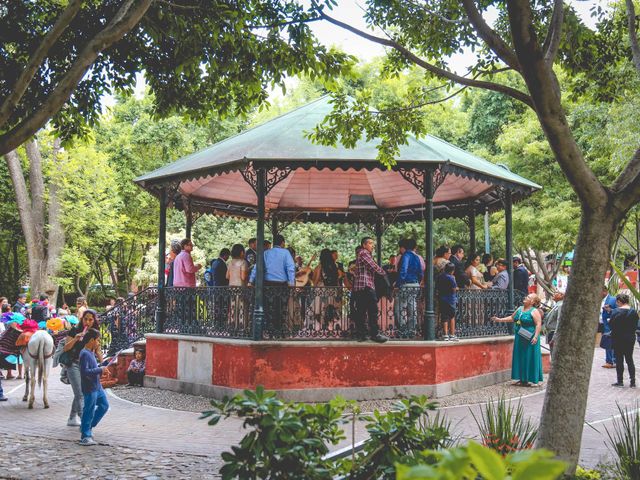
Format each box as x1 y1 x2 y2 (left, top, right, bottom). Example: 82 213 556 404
517 327 534 342
599 332 612 350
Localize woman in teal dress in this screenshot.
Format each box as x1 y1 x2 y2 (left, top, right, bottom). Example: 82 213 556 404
492 294 543 386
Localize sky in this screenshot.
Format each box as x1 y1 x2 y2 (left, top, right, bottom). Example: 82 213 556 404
107 0 605 108
306 0 602 72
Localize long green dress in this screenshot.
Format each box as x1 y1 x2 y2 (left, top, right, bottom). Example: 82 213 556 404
511 307 543 384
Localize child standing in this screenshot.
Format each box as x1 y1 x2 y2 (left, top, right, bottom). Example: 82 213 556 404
78 328 109 446
436 262 459 341
127 350 146 386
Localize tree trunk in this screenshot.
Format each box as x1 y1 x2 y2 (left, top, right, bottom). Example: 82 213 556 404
4 137 64 302
536 206 620 469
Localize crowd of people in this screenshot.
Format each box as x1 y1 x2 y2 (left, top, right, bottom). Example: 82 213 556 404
0 293 146 446
164 235 530 342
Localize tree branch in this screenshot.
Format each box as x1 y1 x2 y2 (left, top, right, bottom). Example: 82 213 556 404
626 0 640 74
318 11 534 108
0 0 154 156
506 0 608 211
543 0 564 65
460 0 520 71
0 0 83 127
612 146 640 214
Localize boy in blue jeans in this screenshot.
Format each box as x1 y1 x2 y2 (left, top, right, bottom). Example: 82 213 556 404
79 328 109 446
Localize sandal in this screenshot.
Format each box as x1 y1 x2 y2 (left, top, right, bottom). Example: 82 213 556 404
512 381 523 386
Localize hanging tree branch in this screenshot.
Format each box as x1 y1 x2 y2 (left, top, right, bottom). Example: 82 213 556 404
0 0 83 127
0 0 154 156
317 10 534 108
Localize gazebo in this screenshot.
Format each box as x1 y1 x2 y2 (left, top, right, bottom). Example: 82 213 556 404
130 96 542 400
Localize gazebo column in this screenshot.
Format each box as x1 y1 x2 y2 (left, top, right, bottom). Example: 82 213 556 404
253 168 267 340
484 208 491 254
375 217 383 265
504 189 514 311
468 203 476 254
185 198 193 239
424 169 436 341
156 187 167 333
271 215 279 240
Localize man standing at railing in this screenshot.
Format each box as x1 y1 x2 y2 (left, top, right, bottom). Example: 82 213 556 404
173 239 202 288
249 235 295 332
395 238 423 333
353 237 389 343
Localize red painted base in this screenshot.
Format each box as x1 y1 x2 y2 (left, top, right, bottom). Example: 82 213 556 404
144 334 551 400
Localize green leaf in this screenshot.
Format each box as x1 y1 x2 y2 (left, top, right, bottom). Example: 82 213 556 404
467 441 507 480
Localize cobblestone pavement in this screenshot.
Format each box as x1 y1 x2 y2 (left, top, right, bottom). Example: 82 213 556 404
0 346 637 478
0 432 221 480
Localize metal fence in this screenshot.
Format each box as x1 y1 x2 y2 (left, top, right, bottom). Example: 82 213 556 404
99 287 158 355
99 286 523 350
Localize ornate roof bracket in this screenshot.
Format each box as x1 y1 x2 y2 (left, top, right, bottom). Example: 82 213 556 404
398 166 448 196
496 186 511 209
241 163 293 195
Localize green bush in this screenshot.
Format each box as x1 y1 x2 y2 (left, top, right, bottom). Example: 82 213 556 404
605 403 640 480
200 386 347 480
471 395 537 455
397 441 565 480
344 396 455 479
571 466 602 479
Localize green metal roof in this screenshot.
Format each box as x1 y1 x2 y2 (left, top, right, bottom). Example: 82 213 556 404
135 96 541 192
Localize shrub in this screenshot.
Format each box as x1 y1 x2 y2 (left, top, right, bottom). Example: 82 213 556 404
572 466 602 479
471 394 537 456
397 441 565 480
200 386 347 480
345 396 455 479
605 403 640 480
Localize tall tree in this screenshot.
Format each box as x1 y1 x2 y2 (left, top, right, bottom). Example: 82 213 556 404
0 0 352 156
302 0 640 471
5 137 64 301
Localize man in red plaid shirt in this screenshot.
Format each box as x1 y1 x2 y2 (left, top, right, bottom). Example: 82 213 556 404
353 237 389 343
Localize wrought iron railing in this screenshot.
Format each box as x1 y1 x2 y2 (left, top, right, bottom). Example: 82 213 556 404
102 286 524 344
99 287 159 355
164 286 253 338
452 289 526 338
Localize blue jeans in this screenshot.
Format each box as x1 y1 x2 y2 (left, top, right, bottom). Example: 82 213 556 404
80 389 109 439
0 377 4 398
606 348 616 365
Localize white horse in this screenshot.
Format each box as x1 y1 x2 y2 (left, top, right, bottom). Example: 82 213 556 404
21 330 54 409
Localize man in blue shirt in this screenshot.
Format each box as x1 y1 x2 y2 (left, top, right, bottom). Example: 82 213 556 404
395 238 423 332
601 287 618 368
249 235 295 331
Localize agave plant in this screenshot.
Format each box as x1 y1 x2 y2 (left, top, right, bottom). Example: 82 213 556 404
605 403 640 480
609 262 640 310
470 395 538 457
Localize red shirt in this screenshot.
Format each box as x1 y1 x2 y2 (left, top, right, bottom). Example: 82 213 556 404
353 248 386 291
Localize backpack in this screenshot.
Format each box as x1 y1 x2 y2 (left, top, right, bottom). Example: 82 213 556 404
204 267 214 287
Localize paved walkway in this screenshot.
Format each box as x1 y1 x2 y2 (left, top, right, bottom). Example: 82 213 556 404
0 347 637 478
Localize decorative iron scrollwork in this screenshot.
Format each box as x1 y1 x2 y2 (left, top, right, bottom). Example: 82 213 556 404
496 186 512 208
399 167 447 195
241 163 292 195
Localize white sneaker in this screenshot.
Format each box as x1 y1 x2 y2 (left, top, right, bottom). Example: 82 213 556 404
449 335 459 342
67 417 81 427
443 335 450 341
79 437 97 446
